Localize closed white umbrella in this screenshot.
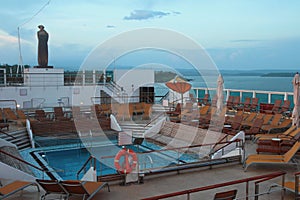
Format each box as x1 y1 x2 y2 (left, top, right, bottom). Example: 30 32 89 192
216 75 224 114
292 72 299 126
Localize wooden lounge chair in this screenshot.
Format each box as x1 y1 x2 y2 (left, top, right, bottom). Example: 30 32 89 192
244 141 300 171
280 100 291 116
244 98 258 112
254 125 297 142
2 108 18 122
0 180 39 199
244 118 264 139
237 97 251 111
256 137 299 154
198 93 210 106
264 99 282 114
226 96 234 110
60 180 110 200
214 189 237 200
54 107 70 121
36 179 67 200
222 115 243 135
232 96 241 110
35 109 51 121
241 112 257 127
261 113 283 133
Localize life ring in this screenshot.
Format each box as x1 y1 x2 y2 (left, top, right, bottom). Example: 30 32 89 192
114 148 138 174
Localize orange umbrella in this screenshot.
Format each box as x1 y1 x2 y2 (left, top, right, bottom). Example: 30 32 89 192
165 76 191 103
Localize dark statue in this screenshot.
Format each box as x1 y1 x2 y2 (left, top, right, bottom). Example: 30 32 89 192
37 25 49 68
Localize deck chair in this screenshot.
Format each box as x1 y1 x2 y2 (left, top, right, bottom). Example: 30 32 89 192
256 133 300 154
199 93 210 106
3 108 18 121
16 109 27 120
232 96 241 110
60 180 110 200
280 100 291 115
261 113 283 132
241 112 257 127
264 99 282 114
0 180 39 199
237 97 251 111
254 125 297 142
244 118 264 139
54 107 70 121
36 179 67 200
226 96 234 110
244 141 300 171
35 109 51 121
222 115 243 135
214 189 237 200
244 98 258 112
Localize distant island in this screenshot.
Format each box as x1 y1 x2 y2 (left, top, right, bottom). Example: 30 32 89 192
261 73 295 77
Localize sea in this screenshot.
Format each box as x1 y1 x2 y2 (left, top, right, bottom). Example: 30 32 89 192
188 75 294 92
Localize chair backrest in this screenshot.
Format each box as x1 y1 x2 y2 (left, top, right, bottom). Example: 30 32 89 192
283 141 300 162
231 115 243 130
203 94 210 105
272 99 282 113
200 105 210 115
270 113 282 126
281 100 290 112
35 109 47 120
3 108 18 120
54 107 64 116
233 96 240 106
214 189 237 200
243 97 251 107
36 179 66 194
243 112 257 122
226 96 234 106
16 109 27 119
60 180 87 195
262 114 273 124
249 118 264 134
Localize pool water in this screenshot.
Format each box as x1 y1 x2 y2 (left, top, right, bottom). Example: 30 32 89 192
41 141 200 180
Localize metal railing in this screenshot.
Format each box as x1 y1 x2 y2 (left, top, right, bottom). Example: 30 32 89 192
141 171 286 200
98 139 243 177
193 87 294 105
76 155 97 180
0 149 47 179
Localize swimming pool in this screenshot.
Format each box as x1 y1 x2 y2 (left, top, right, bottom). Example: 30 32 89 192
37 140 200 180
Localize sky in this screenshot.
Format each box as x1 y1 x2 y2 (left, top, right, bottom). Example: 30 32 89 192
1 0 300 71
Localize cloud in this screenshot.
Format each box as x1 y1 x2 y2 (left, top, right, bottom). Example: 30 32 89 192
123 10 170 21
106 25 116 28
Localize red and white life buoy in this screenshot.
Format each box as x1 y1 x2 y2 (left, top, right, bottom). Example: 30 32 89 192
114 148 138 174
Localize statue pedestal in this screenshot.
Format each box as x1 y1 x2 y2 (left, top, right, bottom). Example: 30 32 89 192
34 66 53 68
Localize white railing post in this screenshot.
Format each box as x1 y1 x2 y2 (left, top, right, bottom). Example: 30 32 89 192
268 93 271 104
82 70 85 86
284 92 288 100
92 70 96 85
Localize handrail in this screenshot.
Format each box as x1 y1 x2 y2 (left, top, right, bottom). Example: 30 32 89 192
0 149 44 172
143 111 165 128
76 155 96 180
0 130 17 139
101 139 242 159
141 171 286 200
